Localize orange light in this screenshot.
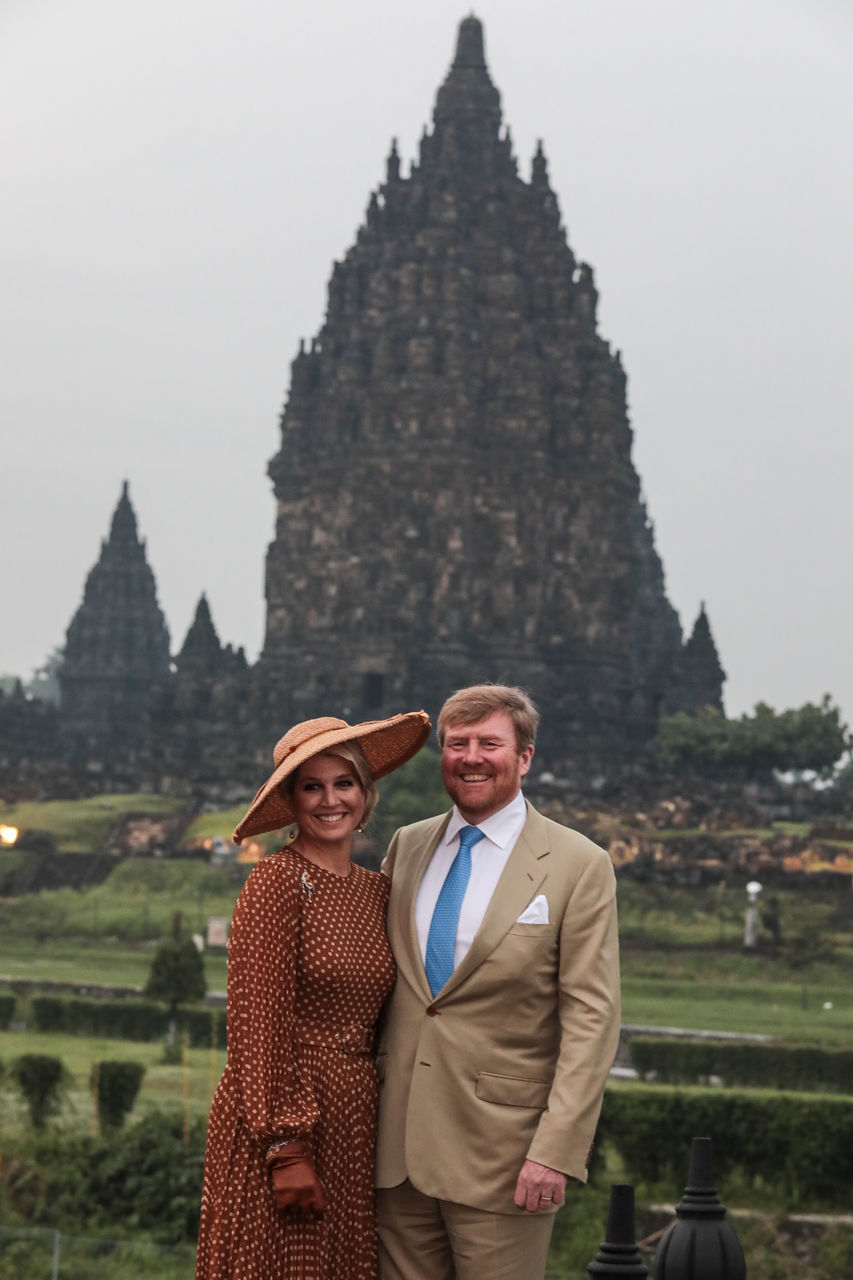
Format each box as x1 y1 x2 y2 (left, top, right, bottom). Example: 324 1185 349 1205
0 825 18 846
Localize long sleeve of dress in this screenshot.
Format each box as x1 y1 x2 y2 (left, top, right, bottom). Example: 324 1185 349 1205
226 854 320 1160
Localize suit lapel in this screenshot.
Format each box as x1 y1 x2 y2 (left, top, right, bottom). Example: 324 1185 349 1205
436 802 551 998
392 812 451 1001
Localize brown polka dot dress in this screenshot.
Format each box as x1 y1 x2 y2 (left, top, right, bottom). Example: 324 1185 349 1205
195 847 395 1279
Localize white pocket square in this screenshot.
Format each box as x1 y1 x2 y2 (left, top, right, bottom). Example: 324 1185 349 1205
515 894 549 924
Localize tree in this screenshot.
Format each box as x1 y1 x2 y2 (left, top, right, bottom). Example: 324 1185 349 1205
26 646 64 704
656 697 849 779
365 747 449 859
144 911 206 1043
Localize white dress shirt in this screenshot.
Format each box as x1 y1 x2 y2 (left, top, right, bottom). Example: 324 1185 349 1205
415 790 528 971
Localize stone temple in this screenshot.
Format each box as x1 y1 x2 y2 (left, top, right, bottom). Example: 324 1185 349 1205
1 16 725 791
259 15 721 765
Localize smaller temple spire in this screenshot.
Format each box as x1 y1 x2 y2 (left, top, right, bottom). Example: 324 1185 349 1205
107 479 141 550
60 482 170 741
531 139 549 186
386 137 400 183
676 604 726 714
176 593 223 675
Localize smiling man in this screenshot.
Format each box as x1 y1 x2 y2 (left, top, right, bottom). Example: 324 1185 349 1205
375 684 621 1280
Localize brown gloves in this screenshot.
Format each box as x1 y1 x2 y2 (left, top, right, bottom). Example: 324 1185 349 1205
268 1140 326 1217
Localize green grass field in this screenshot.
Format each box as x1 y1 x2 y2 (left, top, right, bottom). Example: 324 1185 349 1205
1 857 851 1043
0 794 188 852
0 941 228 993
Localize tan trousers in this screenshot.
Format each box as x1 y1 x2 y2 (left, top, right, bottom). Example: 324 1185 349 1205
376 1179 556 1280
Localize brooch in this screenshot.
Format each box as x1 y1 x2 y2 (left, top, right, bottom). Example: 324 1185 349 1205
300 869 315 903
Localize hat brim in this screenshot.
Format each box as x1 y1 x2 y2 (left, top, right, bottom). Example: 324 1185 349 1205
232 710 431 843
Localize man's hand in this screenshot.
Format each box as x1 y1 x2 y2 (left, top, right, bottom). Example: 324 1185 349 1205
269 1141 326 1216
513 1159 567 1213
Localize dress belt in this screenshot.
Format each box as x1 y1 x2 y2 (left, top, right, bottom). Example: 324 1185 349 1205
295 1022 372 1055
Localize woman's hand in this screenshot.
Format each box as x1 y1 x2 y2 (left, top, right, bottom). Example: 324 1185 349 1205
269 1141 326 1216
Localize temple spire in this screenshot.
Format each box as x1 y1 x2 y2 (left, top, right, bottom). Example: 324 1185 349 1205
452 13 487 67
60 483 170 742
432 14 501 135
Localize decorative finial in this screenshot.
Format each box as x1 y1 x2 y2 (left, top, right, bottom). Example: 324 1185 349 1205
653 1138 746 1279
587 1184 648 1277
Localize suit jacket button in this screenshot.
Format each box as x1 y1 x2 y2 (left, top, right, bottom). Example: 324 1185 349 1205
426 1006 440 1016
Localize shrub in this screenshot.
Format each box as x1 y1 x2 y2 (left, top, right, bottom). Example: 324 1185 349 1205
10 1053 69 1129
0 991 16 1029
2 1110 206 1243
600 1085 853 1205
92 1060 146 1130
27 993 223 1046
30 995 169 1041
629 1037 853 1093
29 995 69 1032
181 1005 226 1049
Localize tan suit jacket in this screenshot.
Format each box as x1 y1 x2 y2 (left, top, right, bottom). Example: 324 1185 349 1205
375 801 621 1213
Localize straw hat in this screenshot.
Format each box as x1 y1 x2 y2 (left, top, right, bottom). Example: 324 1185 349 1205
232 710 432 842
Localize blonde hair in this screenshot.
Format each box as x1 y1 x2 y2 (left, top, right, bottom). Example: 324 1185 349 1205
437 684 539 753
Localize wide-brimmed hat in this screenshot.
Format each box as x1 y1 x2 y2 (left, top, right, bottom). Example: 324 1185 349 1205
232 710 432 842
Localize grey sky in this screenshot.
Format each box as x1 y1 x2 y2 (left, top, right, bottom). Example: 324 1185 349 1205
3 0 852 727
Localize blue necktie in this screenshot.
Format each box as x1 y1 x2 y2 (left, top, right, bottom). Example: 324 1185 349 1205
424 825 485 997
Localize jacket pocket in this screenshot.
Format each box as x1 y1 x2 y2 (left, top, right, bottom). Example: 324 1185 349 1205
475 1072 551 1109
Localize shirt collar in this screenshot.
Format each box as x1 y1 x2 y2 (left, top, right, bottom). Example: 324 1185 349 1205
446 790 527 849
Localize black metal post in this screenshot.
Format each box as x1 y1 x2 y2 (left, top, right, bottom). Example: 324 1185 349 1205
587 1183 649 1277
652 1136 746 1279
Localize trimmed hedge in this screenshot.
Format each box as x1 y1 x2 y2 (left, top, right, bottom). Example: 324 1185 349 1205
27 993 227 1047
0 991 16 1029
600 1084 853 1204
92 1060 146 1130
10 1053 69 1129
629 1037 853 1094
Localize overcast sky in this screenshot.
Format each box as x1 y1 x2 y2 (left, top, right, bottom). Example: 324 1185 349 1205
3 0 852 729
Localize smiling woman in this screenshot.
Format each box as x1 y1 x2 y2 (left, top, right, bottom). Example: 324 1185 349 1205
285 746 378 876
195 710 430 1280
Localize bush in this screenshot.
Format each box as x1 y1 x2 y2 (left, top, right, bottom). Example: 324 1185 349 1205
181 1005 226 1049
629 1038 853 1093
0 991 16 1029
28 992 223 1046
92 1060 146 1130
600 1085 853 1205
30 995 169 1041
10 1053 69 1129
2 1110 206 1243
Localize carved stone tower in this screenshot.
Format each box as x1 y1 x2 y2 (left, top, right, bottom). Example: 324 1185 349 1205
60 482 170 744
261 16 716 764
672 605 726 715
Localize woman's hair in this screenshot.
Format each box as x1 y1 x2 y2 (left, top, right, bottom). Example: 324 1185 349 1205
281 739 379 825
437 684 539 753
